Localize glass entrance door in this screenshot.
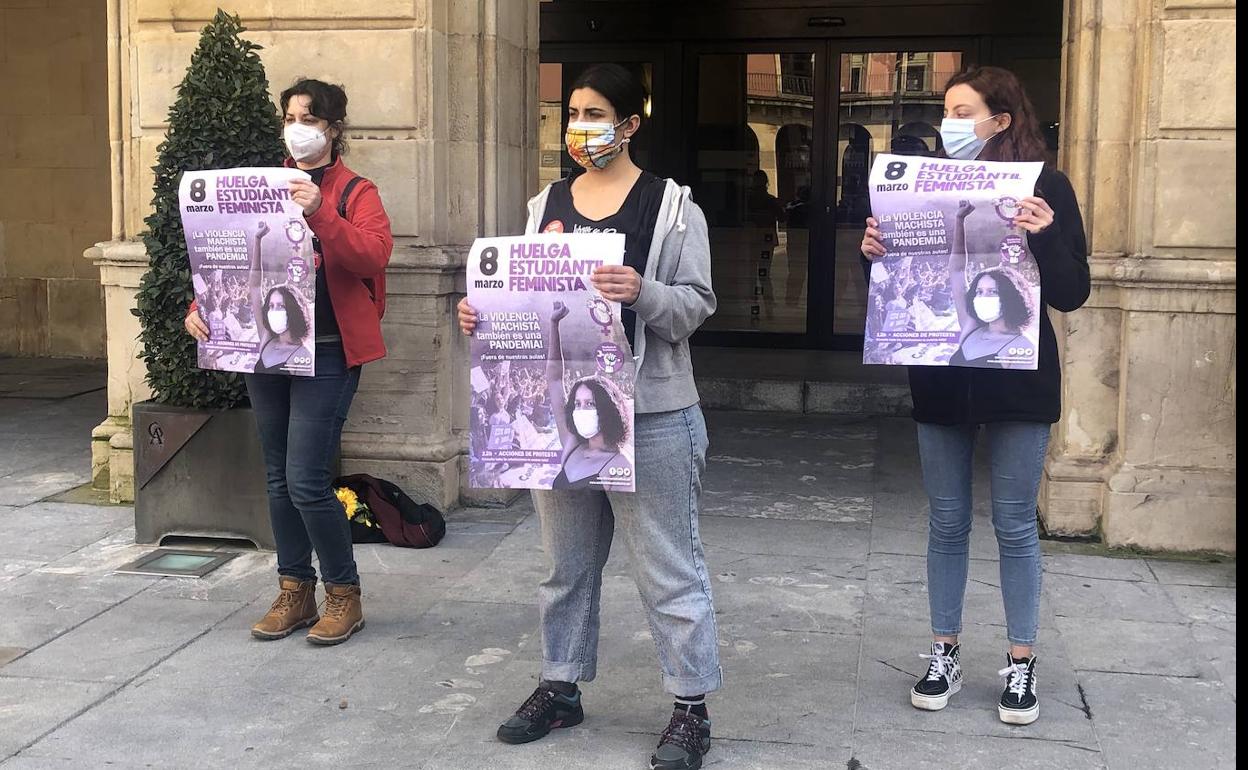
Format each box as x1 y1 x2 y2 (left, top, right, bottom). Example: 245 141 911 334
539 37 974 350
831 49 967 337
688 48 821 338
687 42 970 349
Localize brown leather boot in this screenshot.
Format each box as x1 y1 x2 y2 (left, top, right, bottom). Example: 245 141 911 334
251 577 319 640
306 583 364 645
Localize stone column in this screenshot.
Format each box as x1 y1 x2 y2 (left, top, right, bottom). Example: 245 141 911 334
337 1 540 511
93 0 541 508
88 241 151 502
89 0 148 502
1041 0 1236 551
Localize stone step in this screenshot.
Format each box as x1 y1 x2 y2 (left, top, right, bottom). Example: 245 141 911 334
691 346 912 416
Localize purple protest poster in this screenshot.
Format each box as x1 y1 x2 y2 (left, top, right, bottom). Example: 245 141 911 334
467 233 636 492
179 167 316 376
863 154 1044 369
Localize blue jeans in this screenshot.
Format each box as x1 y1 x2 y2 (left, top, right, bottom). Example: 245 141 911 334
531 405 722 697
244 341 361 586
916 421 1051 646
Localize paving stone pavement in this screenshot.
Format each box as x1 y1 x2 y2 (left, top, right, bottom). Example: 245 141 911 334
0 359 1236 769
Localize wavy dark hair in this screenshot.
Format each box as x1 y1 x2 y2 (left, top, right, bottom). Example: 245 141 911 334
966 266 1036 331
280 78 349 158
261 285 311 342
944 67 1048 164
565 376 629 450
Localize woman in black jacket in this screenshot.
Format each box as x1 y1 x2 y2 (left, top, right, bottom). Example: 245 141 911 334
861 66 1090 726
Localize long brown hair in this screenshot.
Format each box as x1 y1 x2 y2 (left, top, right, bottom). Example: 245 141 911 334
944 67 1048 164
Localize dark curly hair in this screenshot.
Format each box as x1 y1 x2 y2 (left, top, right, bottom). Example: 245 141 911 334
966 266 1036 331
565 376 629 450
261 285 311 342
280 78 349 158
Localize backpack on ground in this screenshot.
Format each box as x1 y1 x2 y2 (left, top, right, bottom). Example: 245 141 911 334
333 473 447 548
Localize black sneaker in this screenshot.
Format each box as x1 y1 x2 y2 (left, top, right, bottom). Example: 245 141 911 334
998 654 1039 725
650 708 711 770
910 641 963 711
496 683 585 744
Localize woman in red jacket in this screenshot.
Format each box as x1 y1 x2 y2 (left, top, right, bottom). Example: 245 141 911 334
185 78 393 645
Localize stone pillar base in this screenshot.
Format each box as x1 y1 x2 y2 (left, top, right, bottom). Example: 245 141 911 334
90 419 120 491
1039 456 1110 536
91 416 135 503
108 428 135 504
458 457 523 509
88 239 150 506
1101 463 1237 553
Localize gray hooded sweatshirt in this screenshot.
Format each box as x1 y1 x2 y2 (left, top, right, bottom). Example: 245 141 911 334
525 178 716 414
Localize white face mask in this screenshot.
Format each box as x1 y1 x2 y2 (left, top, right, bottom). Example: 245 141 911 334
572 408 600 440
267 309 289 335
284 122 330 164
973 296 1002 323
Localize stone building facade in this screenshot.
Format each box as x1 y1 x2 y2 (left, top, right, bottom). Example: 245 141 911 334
1040 0 1237 551
85 0 538 508
0 1 110 358
3 1 1232 552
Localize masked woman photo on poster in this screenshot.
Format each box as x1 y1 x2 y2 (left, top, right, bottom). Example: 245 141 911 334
543 301 632 489
252 284 314 374
947 200 1039 369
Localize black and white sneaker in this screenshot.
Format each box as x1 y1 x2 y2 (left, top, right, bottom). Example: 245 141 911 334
998 654 1039 725
910 641 963 711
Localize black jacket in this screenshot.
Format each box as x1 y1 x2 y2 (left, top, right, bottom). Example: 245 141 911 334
905 167 1090 425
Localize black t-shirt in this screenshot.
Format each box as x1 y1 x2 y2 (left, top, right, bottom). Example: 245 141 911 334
307 164 340 339
539 170 666 347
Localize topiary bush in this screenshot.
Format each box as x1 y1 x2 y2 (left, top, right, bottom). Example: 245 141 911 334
133 9 285 408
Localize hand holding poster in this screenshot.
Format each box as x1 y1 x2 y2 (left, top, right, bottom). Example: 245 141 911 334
467 233 636 493
863 154 1044 369
180 167 316 376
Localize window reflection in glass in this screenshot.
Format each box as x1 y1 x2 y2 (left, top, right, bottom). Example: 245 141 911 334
833 51 963 336
694 52 816 334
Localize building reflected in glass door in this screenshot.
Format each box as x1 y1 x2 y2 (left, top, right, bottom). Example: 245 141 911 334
833 51 963 336
693 51 817 335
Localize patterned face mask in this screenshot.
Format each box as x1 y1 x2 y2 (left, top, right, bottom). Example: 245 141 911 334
565 118 630 170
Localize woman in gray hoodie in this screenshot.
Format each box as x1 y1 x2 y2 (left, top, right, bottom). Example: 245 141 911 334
457 63 720 770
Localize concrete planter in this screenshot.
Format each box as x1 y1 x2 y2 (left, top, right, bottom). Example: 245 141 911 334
132 401 273 550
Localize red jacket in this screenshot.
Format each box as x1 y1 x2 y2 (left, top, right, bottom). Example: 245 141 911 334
302 157 394 367
189 158 394 368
